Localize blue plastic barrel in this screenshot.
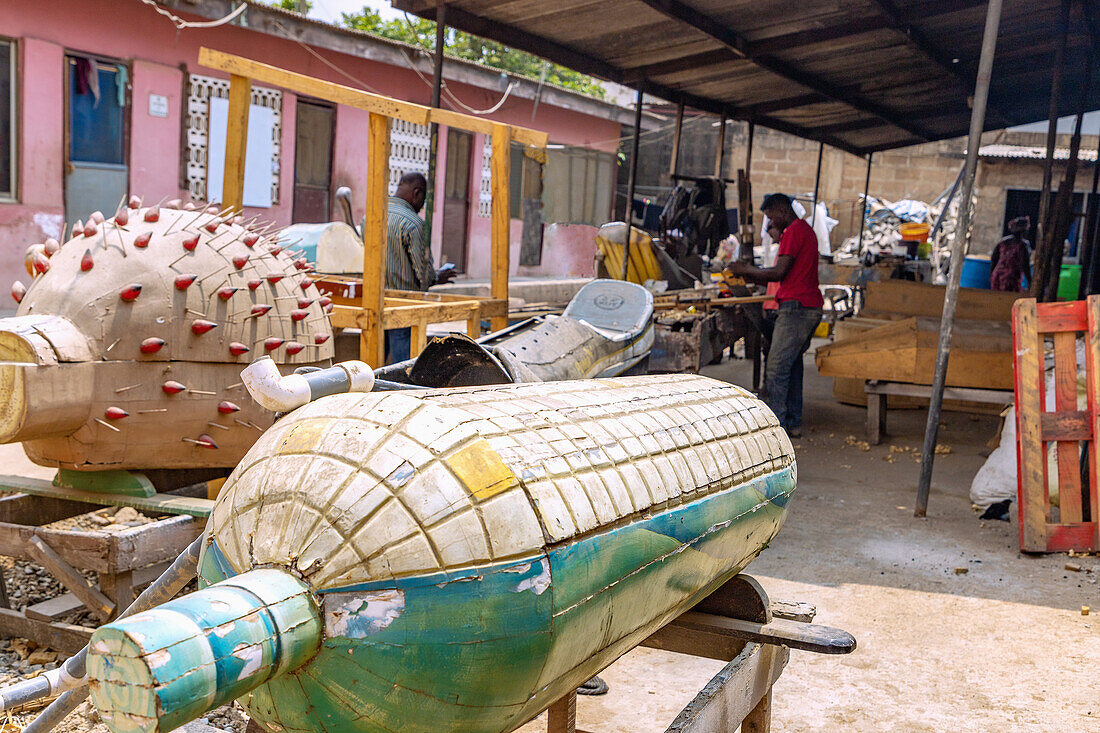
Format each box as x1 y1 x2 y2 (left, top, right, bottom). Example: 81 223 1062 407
960 255 991 290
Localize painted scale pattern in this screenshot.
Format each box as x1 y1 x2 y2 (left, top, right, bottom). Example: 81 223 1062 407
4 199 334 469
199 374 796 733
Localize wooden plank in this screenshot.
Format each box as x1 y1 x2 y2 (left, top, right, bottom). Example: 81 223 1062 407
490 125 511 331
0 607 92 655
27 536 115 621
547 691 577 733
664 643 787 733
0 474 213 517
199 49 547 148
382 302 481 329
222 74 251 213
1036 300 1088 333
862 279 1022 321
1013 299 1048 551
24 592 84 623
0 523 109 572
1052 331 1083 524
1046 522 1099 552
670 611 856 655
741 690 772 733
110 515 203 572
1041 411 1092 441
1087 295 1100 549
0 492 92 526
361 112 390 366
865 381 1014 404
867 392 886 445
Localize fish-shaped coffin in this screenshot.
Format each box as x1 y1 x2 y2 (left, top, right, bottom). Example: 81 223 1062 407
91 374 796 733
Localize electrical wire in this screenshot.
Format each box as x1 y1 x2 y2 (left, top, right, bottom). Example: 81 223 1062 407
137 0 247 29
272 19 384 94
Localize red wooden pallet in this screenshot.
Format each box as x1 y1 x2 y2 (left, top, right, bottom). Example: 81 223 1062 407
1012 298 1100 552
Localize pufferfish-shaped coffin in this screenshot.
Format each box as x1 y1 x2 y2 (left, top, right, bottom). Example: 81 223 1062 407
87 374 796 733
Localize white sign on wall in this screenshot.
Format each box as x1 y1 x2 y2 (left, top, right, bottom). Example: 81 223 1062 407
205 97 275 208
148 94 169 118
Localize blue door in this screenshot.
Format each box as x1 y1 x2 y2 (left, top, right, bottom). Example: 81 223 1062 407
65 56 128 232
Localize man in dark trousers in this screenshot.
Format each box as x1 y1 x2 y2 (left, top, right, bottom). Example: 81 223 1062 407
384 172 453 362
724 193 823 437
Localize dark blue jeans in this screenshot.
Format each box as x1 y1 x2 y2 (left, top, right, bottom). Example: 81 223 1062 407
764 301 823 430
385 327 411 364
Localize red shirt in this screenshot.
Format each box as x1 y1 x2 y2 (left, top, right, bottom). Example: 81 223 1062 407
775 219 824 308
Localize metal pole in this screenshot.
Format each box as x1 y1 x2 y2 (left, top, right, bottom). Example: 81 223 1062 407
1037 0 1070 254
715 112 728 178
1085 132 1100 297
669 101 685 181
915 0 1004 517
621 87 644 280
811 142 824 227
423 0 446 251
857 152 873 250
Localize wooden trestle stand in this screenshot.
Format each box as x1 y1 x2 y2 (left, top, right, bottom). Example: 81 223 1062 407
201 48 549 365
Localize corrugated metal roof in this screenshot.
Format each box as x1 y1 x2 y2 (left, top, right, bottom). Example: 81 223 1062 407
979 144 1099 162
392 0 1100 155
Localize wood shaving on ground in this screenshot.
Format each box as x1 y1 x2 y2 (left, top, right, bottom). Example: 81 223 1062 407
844 435 871 451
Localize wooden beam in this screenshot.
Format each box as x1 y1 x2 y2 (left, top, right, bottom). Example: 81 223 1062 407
221 74 251 213
362 112 390 366
28 535 115 621
0 607 92 655
198 48 547 148
490 125 511 331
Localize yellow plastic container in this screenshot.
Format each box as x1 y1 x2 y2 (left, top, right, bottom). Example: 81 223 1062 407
899 222 930 242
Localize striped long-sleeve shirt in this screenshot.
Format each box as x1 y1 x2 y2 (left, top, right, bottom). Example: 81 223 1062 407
385 196 436 292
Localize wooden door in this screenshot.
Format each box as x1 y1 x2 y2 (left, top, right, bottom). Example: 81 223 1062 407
65 55 128 232
441 129 472 273
293 100 335 223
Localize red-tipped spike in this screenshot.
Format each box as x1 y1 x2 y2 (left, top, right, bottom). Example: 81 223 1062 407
32 253 50 274
242 232 259 248
229 342 250 356
191 319 218 335
264 337 284 351
114 207 129 226
268 246 282 257
300 279 312 291
183 201 197 211
265 273 284 284
140 337 165 354
318 296 332 308
195 434 218 449
72 219 84 237
249 304 272 318
297 298 313 309
204 219 220 233
314 333 330 345
174 274 197 290
285 341 304 355
324 303 333 314
83 222 97 237
89 210 105 224
294 258 309 270
143 206 160 222
205 205 220 215
232 254 249 269
43 239 60 256
11 281 26 303
247 279 262 290
290 309 308 322
165 198 181 209
128 195 142 209
80 250 94 272
217 287 238 301
120 284 142 302
162 380 186 394
182 233 199 251
217 401 240 414
134 231 152 248
104 406 129 420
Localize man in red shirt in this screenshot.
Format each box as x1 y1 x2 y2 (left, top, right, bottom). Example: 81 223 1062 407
725 193 823 437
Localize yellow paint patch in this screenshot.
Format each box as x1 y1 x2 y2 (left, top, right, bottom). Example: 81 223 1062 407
277 419 329 455
447 439 517 501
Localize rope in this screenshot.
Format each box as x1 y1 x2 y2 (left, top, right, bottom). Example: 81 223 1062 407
137 0 247 30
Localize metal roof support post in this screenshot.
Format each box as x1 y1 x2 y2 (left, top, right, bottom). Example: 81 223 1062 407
811 142 824 227
915 0 1004 517
745 121 755 176
424 0 447 250
1083 133 1100 297
858 153 873 251
621 87 644 280
669 102 685 181
715 112 728 178
739 121 757 263
1037 0 1071 254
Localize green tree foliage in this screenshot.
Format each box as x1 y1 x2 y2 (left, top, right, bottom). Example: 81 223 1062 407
341 8 606 99
274 0 312 13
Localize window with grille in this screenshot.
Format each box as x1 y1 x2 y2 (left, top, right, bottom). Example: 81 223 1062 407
0 39 15 201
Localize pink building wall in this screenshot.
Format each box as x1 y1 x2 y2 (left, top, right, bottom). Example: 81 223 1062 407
0 0 623 301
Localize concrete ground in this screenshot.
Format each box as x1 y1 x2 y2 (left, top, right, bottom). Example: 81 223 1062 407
520 348 1099 733
3 349 1098 732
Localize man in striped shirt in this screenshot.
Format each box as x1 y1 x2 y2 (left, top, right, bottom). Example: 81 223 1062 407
385 172 454 362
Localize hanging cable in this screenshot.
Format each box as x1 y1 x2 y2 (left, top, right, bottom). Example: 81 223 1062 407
137 0 247 29
272 19 385 94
